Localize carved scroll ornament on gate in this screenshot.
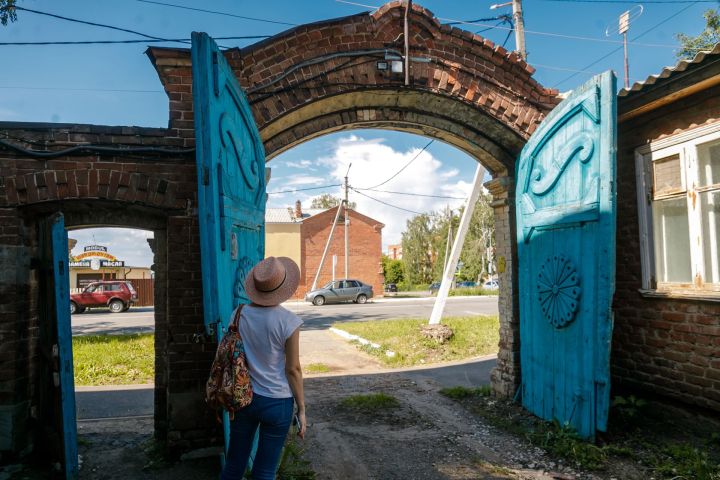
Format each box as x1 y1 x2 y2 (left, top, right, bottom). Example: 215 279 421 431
520 90 602 243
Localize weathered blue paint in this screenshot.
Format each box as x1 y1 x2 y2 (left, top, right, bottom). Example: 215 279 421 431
51 213 79 479
516 71 616 439
191 32 266 462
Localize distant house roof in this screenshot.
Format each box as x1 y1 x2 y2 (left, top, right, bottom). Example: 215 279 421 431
265 207 325 224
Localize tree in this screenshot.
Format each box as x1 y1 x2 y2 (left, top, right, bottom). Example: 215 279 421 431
1 1 17 26
676 9 720 58
381 255 404 284
310 193 356 210
401 214 434 285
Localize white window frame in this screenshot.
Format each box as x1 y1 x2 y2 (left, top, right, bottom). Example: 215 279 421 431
635 121 720 299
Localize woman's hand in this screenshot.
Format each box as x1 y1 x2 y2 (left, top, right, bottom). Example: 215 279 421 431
297 411 307 439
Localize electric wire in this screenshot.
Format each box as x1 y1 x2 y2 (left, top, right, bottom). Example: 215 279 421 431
362 139 435 190
267 184 343 195
0 35 271 46
136 0 297 26
354 187 467 200
0 138 195 159
553 1 700 88
538 0 715 3
13 6 189 44
351 187 427 215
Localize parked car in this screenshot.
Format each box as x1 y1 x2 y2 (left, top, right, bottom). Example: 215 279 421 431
429 282 441 294
483 279 500 290
70 280 137 314
457 281 477 288
384 283 398 293
305 279 373 306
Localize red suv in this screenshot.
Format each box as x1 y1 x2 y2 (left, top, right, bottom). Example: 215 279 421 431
70 281 137 314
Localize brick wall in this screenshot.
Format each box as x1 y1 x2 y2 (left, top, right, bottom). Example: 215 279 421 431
0 123 221 456
299 207 384 298
613 89 720 410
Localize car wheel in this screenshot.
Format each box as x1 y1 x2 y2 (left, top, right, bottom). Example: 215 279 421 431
70 302 78 315
312 296 325 306
109 299 125 313
122 304 131 312
356 294 367 304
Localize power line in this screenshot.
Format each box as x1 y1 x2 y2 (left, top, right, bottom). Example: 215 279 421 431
0 35 271 46
14 6 188 44
267 184 342 195
351 188 427 215
354 187 467 200
362 139 435 190
538 0 715 3
553 2 699 88
136 0 297 27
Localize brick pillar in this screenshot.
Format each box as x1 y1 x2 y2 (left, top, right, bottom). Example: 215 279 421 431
485 177 521 398
148 233 168 441
0 209 33 455
164 215 220 453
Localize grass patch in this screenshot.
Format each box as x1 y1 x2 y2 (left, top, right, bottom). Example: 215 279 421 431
73 333 154 386
447 287 498 296
277 435 316 480
440 385 492 400
304 363 331 374
339 393 400 413
334 316 499 367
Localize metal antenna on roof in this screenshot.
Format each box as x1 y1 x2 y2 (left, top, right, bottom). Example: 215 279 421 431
606 5 643 89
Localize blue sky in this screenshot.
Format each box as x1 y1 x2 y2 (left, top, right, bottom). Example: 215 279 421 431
1 0 715 263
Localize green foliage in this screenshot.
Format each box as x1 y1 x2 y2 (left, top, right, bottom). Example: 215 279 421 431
277 436 317 480
340 393 400 412
381 255 405 284
649 443 720 480
536 421 607 470
73 333 154 385
401 213 435 284
396 282 429 292
0 0 17 26
309 193 356 210
611 395 647 421
440 385 492 399
447 287 497 296
676 9 720 58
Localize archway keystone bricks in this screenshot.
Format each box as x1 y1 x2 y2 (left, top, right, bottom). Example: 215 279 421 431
0 1 560 458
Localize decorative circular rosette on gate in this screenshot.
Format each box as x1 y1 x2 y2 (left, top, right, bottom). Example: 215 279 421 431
537 255 581 328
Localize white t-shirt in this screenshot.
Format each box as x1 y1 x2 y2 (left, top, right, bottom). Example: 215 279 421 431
236 304 303 398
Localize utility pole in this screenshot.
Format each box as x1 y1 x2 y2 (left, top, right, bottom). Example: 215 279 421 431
344 164 351 279
619 10 630 89
491 0 526 61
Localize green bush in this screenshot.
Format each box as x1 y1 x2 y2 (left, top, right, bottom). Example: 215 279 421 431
397 282 430 292
447 287 497 296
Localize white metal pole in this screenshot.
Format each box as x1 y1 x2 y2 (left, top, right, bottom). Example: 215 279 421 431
332 255 337 282
344 175 350 279
311 204 344 291
512 0 526 61
429 164 486 325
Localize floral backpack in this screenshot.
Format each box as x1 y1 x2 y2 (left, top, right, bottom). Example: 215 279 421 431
205 305 253 420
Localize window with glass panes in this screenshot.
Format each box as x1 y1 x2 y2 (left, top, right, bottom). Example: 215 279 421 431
636 125 720 293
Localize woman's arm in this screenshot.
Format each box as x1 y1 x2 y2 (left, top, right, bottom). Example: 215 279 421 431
285 327 306 438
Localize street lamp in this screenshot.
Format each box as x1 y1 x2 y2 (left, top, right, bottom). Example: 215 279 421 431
490 0 526 61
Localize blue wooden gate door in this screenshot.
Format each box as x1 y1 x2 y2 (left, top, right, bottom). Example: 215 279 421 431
517 71 616 439
191 32 267 453
42 213 79 479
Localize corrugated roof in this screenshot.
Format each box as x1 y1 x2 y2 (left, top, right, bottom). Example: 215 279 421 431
265 207 326 223
619 43 720 97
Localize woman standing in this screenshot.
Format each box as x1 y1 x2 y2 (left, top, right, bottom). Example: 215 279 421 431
220 256 306 480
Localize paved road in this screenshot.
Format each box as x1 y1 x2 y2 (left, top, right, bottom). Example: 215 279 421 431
71 296 499 335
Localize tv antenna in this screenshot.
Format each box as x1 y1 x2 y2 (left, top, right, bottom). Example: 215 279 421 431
605 5 643 89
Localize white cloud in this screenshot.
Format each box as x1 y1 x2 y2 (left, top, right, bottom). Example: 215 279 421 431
69 227 154 267
280 175 326 187
284 159 313 169
314 135 478 249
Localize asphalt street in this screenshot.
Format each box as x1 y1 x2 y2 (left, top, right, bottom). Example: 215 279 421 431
71 296 499 335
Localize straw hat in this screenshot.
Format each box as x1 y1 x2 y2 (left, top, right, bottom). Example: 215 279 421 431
244 256 300 306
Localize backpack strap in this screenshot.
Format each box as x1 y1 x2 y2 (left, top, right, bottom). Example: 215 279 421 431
232 304 244 330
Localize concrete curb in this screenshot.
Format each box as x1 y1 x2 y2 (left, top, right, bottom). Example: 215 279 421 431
329 327 396 358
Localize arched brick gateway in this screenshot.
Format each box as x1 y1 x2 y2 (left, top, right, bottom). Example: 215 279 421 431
0 1 561 462
146 1 560 397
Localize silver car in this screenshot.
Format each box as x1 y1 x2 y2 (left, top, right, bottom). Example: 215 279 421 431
304 279 373 306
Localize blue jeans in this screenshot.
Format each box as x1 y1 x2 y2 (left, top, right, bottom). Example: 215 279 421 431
220 394 294 480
